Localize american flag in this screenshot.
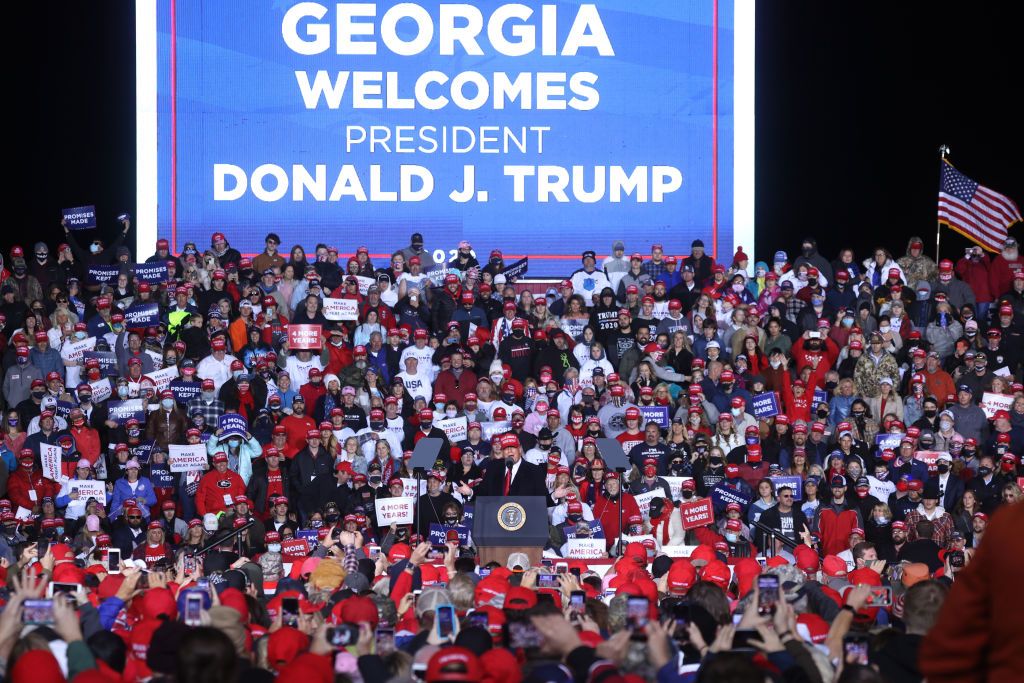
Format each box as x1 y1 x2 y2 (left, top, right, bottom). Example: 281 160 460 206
938 161 1022 252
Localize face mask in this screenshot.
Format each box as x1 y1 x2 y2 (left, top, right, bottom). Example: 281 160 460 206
731 408 742 417
879 325 891 334
309 519 323 528
842 316 854 327
940 420 953 431
162 399 175 410
725 532 738 543
732 283 743 292
89 243 100 254
817 409 828 419
75 331 87 340
79 393 92 404
268 543 282 553
445 408 458 418
117 387 129 399
811 297 824 307
355 360 367 369
937 463 950 474
16 357 27 365
202 391 216 401
502 393 516 404
490 373 503 384
567 514 582 524
709 456 722 465
825 381 838 392
444 516 459 525
875 515 889 525
852 410 865 419
924 409 937 418
770 359 781 369
228 438 242 449
978 466 992 477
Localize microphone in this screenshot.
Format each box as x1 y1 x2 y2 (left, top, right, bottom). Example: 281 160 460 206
505 459 515 470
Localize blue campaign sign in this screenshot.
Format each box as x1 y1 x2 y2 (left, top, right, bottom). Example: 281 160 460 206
710 481 752 511
219 413 248 437
107 400 146 425
132 440 156 464
296 529 321 550
564 520 605 540
461 504 474 528
813 388 829 408
55 400 75 421
124 302 161 328
640 406 670 429
875 433 904 452
62 205 96 230
171 381 202 405
429 523 470 547
84 351 119 377
139 1 754 276
769 475 804 501
150 465 176 488
133 262 169 284
87 264 120 285
750 392 780 419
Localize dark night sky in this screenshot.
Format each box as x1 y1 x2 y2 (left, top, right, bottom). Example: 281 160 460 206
11 2 1022 267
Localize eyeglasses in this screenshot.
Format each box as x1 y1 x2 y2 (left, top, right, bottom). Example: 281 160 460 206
780 494 794 499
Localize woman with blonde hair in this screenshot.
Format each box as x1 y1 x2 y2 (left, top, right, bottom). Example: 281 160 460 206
711 413 742 453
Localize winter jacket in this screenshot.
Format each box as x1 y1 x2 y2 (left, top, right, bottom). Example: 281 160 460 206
195 468 247 516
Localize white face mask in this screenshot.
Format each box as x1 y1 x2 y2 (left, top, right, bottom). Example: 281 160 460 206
770 360 781 369
161 399 175 410
732 408 742 416
267 543 281 553
445 409 458 418
490 373 503 384
940 420 953 431
879 325 891 334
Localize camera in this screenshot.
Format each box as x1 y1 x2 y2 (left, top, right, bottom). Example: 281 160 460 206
327 624 360 648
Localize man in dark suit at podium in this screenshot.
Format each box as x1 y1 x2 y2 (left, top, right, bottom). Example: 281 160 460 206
480 433 553 504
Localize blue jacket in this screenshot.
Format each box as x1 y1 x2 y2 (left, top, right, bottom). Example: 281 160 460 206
29 347 64 381
109 476 158 519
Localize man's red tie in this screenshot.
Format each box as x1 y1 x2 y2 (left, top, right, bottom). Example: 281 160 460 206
503 467 512 496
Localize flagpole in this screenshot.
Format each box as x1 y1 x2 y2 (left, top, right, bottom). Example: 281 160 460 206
937 145 950 261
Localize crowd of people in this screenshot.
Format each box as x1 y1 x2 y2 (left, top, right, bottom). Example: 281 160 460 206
0 223 1021 682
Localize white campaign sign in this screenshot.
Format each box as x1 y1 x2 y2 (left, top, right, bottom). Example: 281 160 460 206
633 489 662 518
662 476 694 502
400 477 427 498
70 480 107 505
90 379 113 403
980 392 1013 419
323 297 359 321
436 416 468 443
40 443 62 481
61 336 96 363
374 496 415 525
145 365 180 392
169 444 210 472
565 538 606 559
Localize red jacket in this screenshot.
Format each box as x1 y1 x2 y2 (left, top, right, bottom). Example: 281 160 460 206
593 490 640 550
813 502 862 556
791 337 839 381
988 253 1024 301
7 468 61 511
780 359 829 423
955 255 993 302
195 468 247 516
280 414 317 457
432 368 479 408
324 342 354 376
68 425 101 475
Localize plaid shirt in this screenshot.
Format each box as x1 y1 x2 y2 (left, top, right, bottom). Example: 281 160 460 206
904 508 956 548
642 260 668 281
185 397 226 426
783 296 807 324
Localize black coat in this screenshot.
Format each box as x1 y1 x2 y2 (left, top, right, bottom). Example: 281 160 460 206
754 505 808 553
479 458 552 502
246 460 292 515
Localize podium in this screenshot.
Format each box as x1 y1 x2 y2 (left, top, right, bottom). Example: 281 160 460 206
472 496 549 568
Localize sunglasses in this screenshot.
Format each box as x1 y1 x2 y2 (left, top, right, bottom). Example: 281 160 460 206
126 515 142 520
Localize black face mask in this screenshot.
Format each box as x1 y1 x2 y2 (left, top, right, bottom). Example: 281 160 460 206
709 456 722 465
924 409 937 418
444 516 459 525
324 513 340 524
852 410 865 419
937 463 950 474
681 490 694 500
648 501 664 518
978 466 992 477
825 381 838 392
817 409 828 419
